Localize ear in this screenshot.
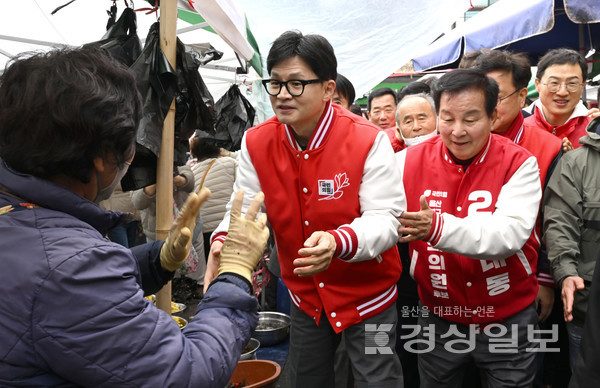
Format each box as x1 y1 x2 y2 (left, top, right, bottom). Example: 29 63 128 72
490 107 498 125
93 157 105 173
517 87 528 109
323 80 336 101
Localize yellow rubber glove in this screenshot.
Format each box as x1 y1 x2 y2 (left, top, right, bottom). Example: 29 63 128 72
218 190 270 282
160 187 211 272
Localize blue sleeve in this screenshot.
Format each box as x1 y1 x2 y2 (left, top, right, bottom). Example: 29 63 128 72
130 241 174 295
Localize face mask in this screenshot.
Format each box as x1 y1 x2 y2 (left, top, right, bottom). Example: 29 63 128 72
94 161 131 203
401 130 438 147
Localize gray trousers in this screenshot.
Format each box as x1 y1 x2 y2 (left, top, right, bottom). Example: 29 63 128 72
416 303 539 388
288 303 404 388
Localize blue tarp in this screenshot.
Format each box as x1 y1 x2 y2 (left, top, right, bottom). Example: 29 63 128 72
412 0 600 71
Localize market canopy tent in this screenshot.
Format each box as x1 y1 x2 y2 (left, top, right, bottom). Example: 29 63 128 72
411 0 600 71
234 0 471 99
2 0 476 101
0 0 262 100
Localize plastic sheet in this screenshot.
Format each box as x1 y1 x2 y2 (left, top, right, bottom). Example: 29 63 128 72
200 84 255 151
83 7 141 68
121 22 216 191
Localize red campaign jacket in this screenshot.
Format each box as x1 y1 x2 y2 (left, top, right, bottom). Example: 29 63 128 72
499 113 562 287
399 134 542 324
524 102 592 149
502 112 562 188
213 102 406 333
383 127 406 153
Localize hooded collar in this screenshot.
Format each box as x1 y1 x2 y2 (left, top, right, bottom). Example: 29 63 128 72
284 99 335 151
580 116 600 151
0 160 121 235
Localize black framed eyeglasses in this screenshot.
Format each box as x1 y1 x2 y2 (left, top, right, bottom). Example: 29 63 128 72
497 88 520 103
262 79 322 97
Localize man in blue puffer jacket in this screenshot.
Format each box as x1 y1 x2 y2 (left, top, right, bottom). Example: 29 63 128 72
0 46 269 387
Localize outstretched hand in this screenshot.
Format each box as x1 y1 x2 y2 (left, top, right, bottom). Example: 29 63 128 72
398 195 433 243
160 188 211 272
217 190 270 282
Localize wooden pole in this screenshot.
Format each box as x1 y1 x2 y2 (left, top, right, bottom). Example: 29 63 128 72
155 0 178 315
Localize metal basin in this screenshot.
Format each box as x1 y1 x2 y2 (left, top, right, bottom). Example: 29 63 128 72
240 338 260 360
253 312 291 347
172 316 188 330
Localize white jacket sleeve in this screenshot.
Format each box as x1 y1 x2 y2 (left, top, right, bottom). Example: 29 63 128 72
432 155 541 260
211 134 264 241
342 131 405 262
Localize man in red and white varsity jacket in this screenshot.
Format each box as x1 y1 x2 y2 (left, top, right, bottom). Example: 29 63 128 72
398 69 542 386
468 49 564 322
205 31 405 388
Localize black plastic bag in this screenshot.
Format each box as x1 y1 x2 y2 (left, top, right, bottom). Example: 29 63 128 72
83 7 141 68
206 84 256 151
121 22 177 191
121 22 216 191
174 39 216 161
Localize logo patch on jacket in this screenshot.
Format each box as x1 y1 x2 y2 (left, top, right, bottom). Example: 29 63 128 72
318 173 350 200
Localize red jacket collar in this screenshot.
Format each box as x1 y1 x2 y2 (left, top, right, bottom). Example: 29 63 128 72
442 134 493 167
497 112 524 143
284 100 335 151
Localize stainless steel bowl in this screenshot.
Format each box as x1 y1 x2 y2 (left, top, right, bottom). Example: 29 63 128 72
240 338 260 360
172 316 188 330
253 311 291 346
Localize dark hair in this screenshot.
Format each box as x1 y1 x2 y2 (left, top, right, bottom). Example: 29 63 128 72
433 68 499 117
367 88 397 112
458 48 490 69
266 30 337 82
398 81 431 102
190 136 221 160
335 74 356 107
0 47 141 183
470 49 532 90
350 103 364 117
536 48 587 80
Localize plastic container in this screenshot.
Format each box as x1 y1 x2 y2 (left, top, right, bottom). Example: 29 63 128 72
227 360 281 388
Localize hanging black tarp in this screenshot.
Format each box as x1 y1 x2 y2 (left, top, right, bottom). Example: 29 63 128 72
120 22 216 191
83 7 141 68
200 84 255 151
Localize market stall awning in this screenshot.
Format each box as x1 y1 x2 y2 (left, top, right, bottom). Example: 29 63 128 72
181 0 262 74
412 0 600 71
0 0 263 97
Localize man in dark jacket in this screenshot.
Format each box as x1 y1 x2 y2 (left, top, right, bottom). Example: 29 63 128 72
544 116 600 371
0 46 269 387
569 239 600 388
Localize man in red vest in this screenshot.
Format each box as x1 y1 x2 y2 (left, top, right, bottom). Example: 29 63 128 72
399 68 542 386
525 48 593 149
205 30 406 388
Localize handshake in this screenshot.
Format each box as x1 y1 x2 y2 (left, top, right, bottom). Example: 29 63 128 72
159 188 269 283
